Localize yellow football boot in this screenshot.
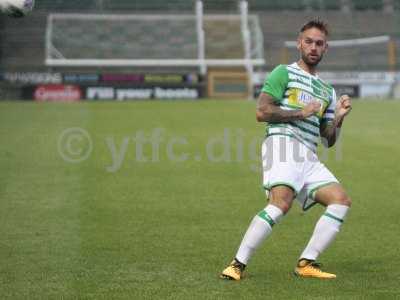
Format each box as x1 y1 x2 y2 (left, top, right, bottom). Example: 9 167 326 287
220 259 246 281
294 259 336 279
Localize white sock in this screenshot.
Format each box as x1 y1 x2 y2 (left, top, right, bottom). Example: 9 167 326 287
300 204 349 261
235 205 283 264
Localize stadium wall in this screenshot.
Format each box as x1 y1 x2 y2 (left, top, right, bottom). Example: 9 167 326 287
1 11 400 71
1 9 400 100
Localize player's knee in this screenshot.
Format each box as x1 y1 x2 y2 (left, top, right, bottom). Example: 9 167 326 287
269 198 292 214
342 195 352 207
335 193 351 207
279 201 292 214
269 186 295 214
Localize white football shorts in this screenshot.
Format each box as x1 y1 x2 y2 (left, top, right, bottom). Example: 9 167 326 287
262 135 339 210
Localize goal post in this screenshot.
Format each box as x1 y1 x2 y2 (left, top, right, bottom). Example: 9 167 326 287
240 0 254 99
196 0 206 75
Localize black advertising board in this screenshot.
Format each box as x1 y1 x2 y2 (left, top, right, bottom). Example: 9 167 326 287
86 86 202 100
17 72 204 100
332 85 360 98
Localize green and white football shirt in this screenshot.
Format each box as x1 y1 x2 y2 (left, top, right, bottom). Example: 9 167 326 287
262 62 336 152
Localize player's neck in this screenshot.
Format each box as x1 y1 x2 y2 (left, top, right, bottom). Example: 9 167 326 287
297 60 317 76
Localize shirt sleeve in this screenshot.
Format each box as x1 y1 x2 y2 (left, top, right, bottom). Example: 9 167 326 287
261 65 289 103
321 88 336 124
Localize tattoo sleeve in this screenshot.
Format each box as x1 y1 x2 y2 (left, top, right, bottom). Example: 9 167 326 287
320 116 344 147
256 93 303 122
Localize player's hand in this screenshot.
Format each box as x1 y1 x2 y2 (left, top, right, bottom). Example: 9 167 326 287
336 94 352 118
301 101 321 118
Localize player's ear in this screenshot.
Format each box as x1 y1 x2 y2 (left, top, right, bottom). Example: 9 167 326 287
296 37 301 50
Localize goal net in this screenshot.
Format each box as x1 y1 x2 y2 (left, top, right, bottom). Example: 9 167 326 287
281 35 396 70
45 2 265 74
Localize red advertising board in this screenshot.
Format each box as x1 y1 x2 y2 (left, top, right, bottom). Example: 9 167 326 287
34 85 82 102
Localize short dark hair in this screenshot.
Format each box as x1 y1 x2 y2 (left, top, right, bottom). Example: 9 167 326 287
300 18 329 36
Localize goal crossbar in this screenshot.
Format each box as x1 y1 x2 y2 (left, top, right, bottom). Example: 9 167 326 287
284 35 390 48
45 59 266 67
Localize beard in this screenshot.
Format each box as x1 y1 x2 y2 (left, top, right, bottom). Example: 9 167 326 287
301 52 323 67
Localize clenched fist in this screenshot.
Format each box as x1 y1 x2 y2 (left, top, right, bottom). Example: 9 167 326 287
336 95 352 118
301 101 321 118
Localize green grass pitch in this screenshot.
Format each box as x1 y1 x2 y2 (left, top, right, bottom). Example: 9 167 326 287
0 100 399 299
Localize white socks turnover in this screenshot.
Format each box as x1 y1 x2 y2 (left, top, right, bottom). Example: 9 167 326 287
300 204 350 261
235 205 284 264
235 203 350 265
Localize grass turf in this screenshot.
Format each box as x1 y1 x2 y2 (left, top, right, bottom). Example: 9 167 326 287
0 100 399 299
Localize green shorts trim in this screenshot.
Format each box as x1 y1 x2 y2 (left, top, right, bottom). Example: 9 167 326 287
302 181 339 211
263 182 299 196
